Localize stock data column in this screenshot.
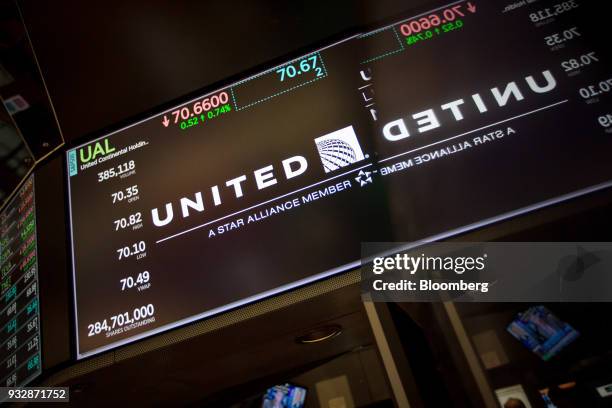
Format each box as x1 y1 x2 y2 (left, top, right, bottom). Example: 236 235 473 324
0 176 42 387
67 134 157 357
528 0 612 133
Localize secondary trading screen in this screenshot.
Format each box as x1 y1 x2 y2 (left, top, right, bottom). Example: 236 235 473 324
66 0 612 358
0 176 42 386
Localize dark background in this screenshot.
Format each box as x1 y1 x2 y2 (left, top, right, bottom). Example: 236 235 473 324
19 0 439 146
11 4 612 406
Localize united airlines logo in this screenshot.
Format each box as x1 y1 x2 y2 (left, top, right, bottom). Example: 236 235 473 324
314 126 365 173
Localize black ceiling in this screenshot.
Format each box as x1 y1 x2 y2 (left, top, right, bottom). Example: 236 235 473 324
18 0 436 145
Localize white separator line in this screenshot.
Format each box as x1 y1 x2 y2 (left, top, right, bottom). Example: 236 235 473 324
156 162 374 244
378 99 569 164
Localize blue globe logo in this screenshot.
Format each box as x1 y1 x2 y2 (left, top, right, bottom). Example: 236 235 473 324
316 138 358 173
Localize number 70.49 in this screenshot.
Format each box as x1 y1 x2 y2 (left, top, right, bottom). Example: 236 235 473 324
120 271 150 291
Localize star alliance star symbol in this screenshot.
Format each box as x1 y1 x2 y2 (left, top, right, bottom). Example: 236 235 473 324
355 170 373 187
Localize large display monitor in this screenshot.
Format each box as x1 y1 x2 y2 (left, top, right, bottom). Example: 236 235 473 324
0 175 42 385
507 306 579 361
66 0 612 358
262 383 307 408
